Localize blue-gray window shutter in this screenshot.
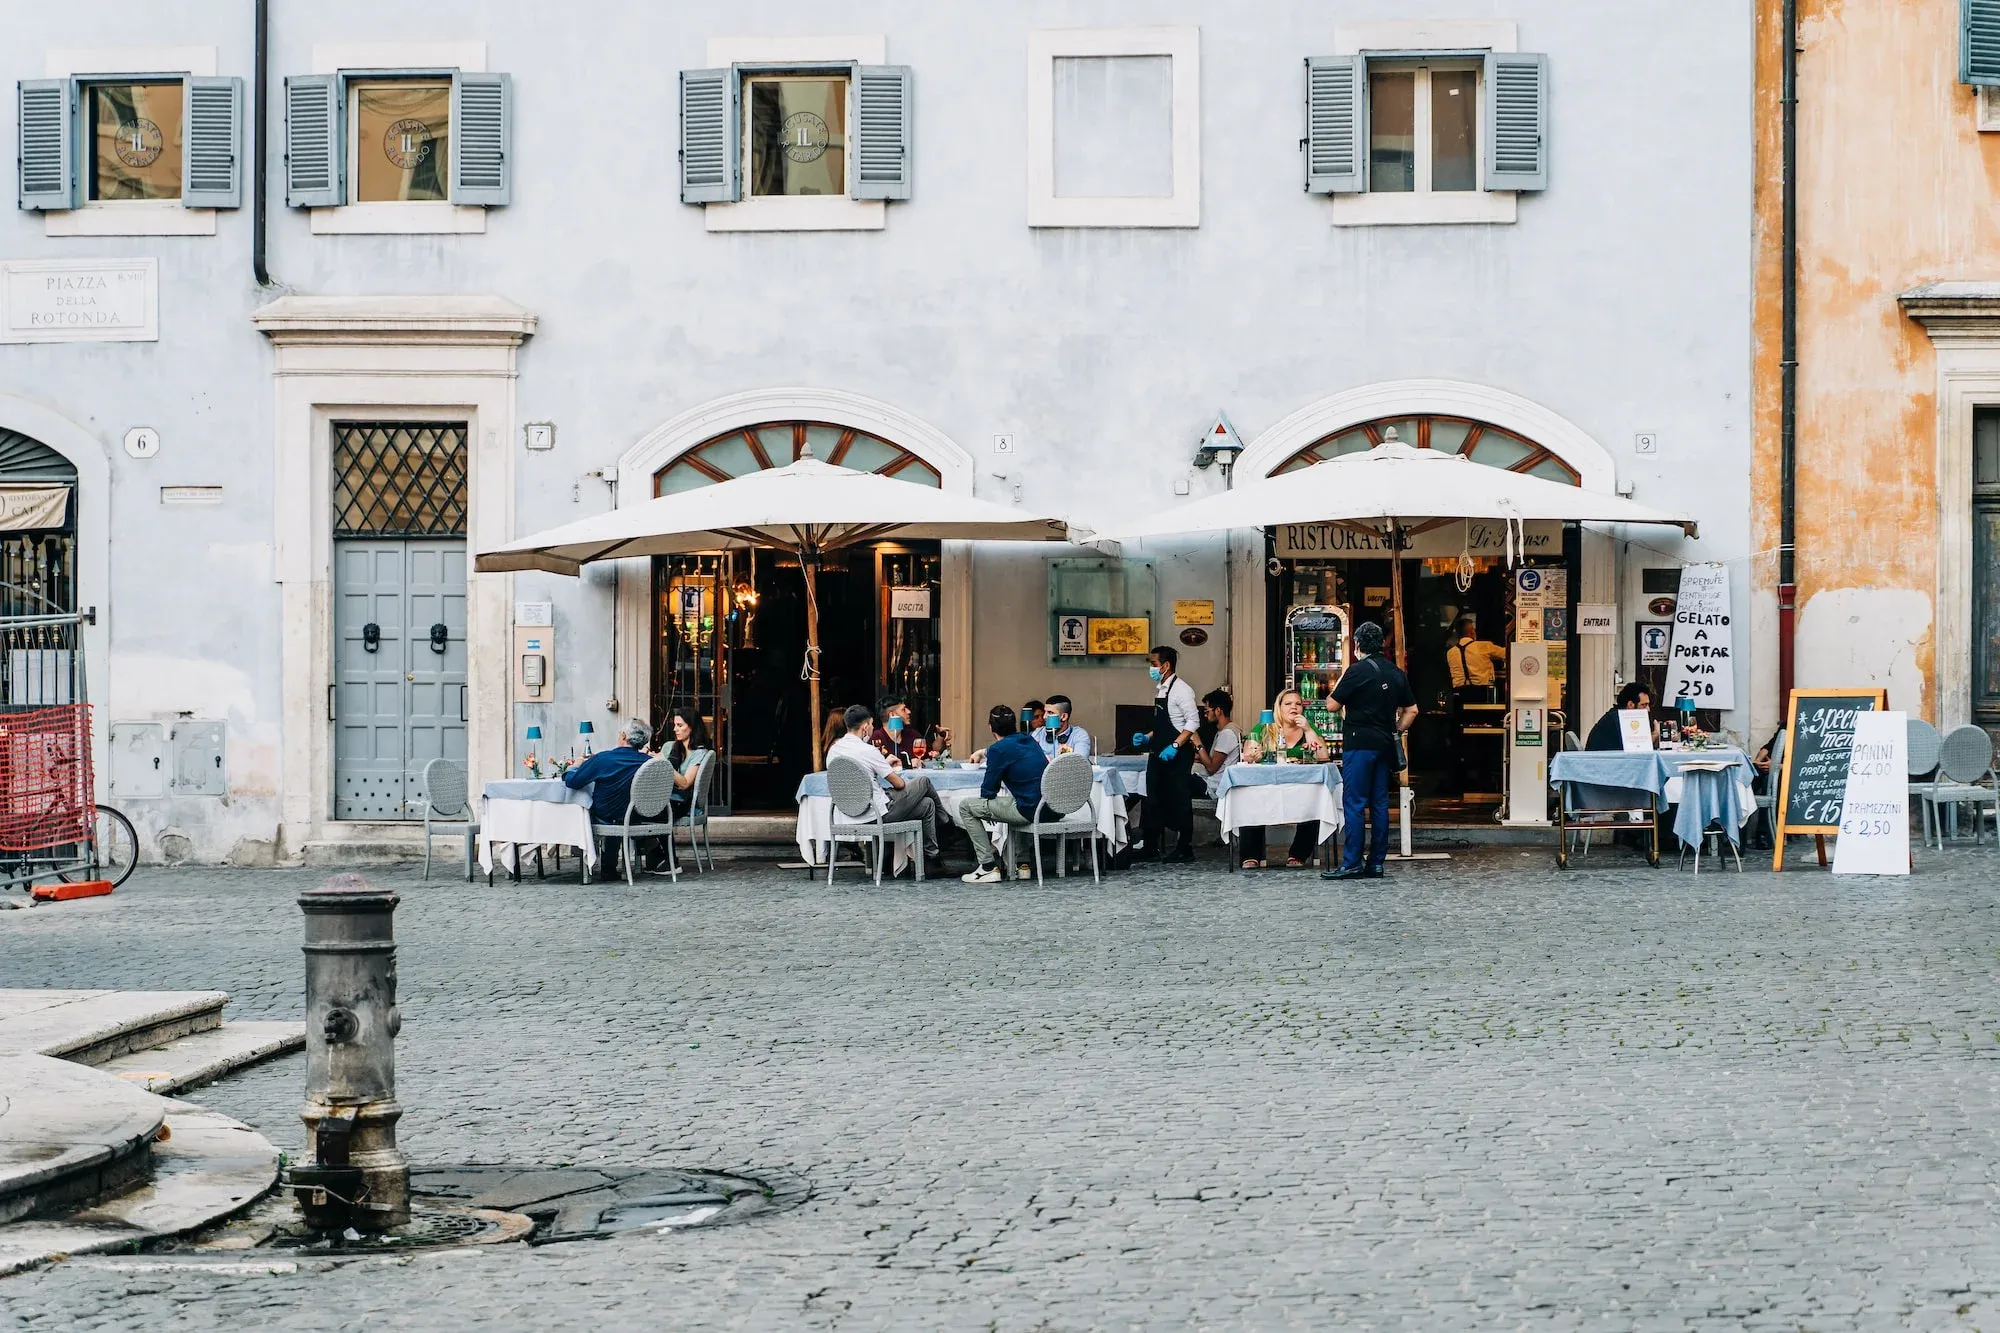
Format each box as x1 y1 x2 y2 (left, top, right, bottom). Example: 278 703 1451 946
17 79 73 210
852 65 912 201
1485 52 1548 192
182 76 243 208
1304 56 1365 194
1966 0 2000 85
679 67 738 203
450 72 511 205
283 73 342 208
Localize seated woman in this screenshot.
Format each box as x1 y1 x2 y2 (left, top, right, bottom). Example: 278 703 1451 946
661 710 715 815
1237 688 1333 868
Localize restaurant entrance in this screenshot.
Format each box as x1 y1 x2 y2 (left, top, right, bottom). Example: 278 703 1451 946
652 542 940 813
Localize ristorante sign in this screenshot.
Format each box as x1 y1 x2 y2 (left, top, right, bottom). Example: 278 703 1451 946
1275 518 1563 560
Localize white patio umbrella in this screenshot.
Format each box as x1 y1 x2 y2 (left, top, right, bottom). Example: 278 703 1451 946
477 451 1075 767
1098 439 1697 671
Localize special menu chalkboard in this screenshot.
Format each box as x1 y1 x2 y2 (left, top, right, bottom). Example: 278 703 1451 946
1772 688 1888 871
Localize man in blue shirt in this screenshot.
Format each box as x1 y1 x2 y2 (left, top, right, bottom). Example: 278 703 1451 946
564 718 656 872
1035 693 1093 759
958 703 1049 883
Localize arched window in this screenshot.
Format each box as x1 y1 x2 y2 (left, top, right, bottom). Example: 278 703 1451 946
654 421 942 495
1273 414 1580 485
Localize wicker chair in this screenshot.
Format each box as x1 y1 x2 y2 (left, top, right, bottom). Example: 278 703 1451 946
1906 719 1943 848
826 756 925 885
1925 725 1998 846
671 750 716 873
587 756 681 885
1752 729 1786 849
418 758 479 882
1017 753 1100 885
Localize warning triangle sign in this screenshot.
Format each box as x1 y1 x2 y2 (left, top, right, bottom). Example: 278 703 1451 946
1203 411 1246 455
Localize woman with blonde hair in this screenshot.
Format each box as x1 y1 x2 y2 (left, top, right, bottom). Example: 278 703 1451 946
1237 687 1334 868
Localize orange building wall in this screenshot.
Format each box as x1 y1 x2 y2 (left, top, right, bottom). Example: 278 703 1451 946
1754 0 2000 719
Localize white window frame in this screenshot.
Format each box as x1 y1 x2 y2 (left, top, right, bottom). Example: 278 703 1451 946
703 35 887 233
309 41 487 235
1330 20 1517 228
1027 26 1200 228
43 46 218 237
1979 85 2000 132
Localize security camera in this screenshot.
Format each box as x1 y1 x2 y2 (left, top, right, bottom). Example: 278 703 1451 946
1267 556 1282 577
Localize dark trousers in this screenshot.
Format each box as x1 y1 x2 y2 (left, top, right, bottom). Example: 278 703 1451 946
1239 822 1320 864
1340 749 1394 871
1142 747 1196 848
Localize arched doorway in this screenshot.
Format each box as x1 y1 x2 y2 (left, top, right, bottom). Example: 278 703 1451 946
1263 413 1587 823
0 429 80 703
651 420 943 811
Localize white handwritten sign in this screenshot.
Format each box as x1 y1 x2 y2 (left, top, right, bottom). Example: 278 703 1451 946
1665 563 1734 709
1832 711 1909 875
0 258 158 344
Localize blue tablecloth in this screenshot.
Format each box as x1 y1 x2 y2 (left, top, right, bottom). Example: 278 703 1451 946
1093 757 1146 799
483 778 593 806
1211 763 1343 798
1549 748 1755 848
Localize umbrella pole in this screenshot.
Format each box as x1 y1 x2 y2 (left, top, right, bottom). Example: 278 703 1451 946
1388 520 1414 856
802 550 824 772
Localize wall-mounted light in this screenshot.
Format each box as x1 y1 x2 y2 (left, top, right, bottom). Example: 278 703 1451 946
1191 410 1246 479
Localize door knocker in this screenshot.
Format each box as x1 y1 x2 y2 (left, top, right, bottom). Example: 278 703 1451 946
362 623 381 653
429 623 449 654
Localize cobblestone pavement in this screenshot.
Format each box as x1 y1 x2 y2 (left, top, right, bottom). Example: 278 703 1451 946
3 842 1999 1330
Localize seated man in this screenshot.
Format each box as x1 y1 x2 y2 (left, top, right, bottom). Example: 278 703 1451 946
959 703 1050 883
828 703 941 865
564 718 658 873
1192 688 1240 797
869 692 917 763
1036 693 1093 759
1585 683 1655 751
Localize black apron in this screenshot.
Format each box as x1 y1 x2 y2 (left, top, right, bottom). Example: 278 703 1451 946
1144 682 1195 837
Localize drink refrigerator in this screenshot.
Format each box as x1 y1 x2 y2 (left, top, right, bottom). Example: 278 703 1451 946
1284 605 1351 749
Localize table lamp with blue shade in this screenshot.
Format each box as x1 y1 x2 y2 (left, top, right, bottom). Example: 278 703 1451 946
578 719 594 756
524 725 543 742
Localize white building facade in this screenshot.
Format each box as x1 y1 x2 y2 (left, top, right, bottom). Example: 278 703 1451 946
2 1 1754 859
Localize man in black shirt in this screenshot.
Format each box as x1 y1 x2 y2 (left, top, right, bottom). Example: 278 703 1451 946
1322 621 1418 880
1585 682 1655 751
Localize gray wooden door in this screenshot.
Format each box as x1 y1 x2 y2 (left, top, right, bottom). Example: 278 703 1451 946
1977 409 2000 737
334 539 467 819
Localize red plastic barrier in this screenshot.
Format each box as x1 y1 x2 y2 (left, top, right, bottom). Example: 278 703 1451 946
0 704 94 852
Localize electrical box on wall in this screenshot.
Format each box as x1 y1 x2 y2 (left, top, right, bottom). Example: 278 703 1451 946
108 722 167 799
171 721 227 796
514 625 555 701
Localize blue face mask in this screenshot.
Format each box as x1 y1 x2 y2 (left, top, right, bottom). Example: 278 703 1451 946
1149 667 1163 683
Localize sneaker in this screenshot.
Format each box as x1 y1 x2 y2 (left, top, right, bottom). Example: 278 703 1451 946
962 865 1001 883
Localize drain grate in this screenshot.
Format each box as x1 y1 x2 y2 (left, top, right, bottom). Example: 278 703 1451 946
260 1203 533 1255
409 1165 808 1243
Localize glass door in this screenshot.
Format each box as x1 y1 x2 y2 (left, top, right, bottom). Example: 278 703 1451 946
654 553 735 811
875 545 941 743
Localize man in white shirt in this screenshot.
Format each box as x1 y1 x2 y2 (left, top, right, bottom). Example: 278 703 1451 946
1035 693 1093 759
1135 644 1202 862
826 704 941 862
1192 688 1240 798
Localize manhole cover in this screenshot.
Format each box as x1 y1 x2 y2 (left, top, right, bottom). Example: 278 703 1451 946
409 1164 807 1243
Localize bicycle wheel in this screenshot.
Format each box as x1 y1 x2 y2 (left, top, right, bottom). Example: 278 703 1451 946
56 805 139 888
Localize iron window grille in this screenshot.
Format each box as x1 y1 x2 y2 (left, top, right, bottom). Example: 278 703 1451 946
332 422 469 537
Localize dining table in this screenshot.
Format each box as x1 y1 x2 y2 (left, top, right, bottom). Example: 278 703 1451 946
478 777 597 877
794 762 1130 874
1547 747 1757 859
1210 762 1346 869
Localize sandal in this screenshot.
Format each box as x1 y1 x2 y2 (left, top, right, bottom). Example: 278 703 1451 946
1285 857 1305 868
1242 858 1264 870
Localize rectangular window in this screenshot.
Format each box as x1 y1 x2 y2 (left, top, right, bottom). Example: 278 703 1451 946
1369 63 1480 194
744 73 847 197
348 79 451 203
88 80 184 201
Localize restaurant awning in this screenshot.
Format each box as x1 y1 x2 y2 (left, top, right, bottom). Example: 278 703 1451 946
475 455 1072 576
1096 441 1697 545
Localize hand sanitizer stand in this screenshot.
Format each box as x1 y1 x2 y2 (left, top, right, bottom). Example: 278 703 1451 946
1503 641 1552 826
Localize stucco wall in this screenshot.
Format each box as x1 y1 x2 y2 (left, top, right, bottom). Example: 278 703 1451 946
1753 0 1999 722
1 0 1753 853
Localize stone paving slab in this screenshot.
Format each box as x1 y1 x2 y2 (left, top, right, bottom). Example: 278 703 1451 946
0 850 1997 1328
97 1023 305 1096
0 989 227 1063
0 1056 162 1224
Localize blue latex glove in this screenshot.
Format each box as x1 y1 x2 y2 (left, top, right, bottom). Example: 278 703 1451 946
1132 732 1150 749
1160 744 1178 762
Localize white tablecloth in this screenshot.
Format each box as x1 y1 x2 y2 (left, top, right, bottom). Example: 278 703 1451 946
795 767 1127 872
478 779 597 874
1213 765 1345 845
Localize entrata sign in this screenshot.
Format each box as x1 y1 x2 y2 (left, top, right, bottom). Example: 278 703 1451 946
1664 563 1734 709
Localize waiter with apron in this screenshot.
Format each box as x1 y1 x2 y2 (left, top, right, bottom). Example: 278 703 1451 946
1135 643 1201 863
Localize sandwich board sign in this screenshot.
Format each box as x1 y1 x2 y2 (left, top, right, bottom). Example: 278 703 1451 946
1665 563 1735 709
1831 711 1910 876
1771 687 1887 871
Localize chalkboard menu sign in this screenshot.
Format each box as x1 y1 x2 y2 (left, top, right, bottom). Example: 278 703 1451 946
1771 687 1888 870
